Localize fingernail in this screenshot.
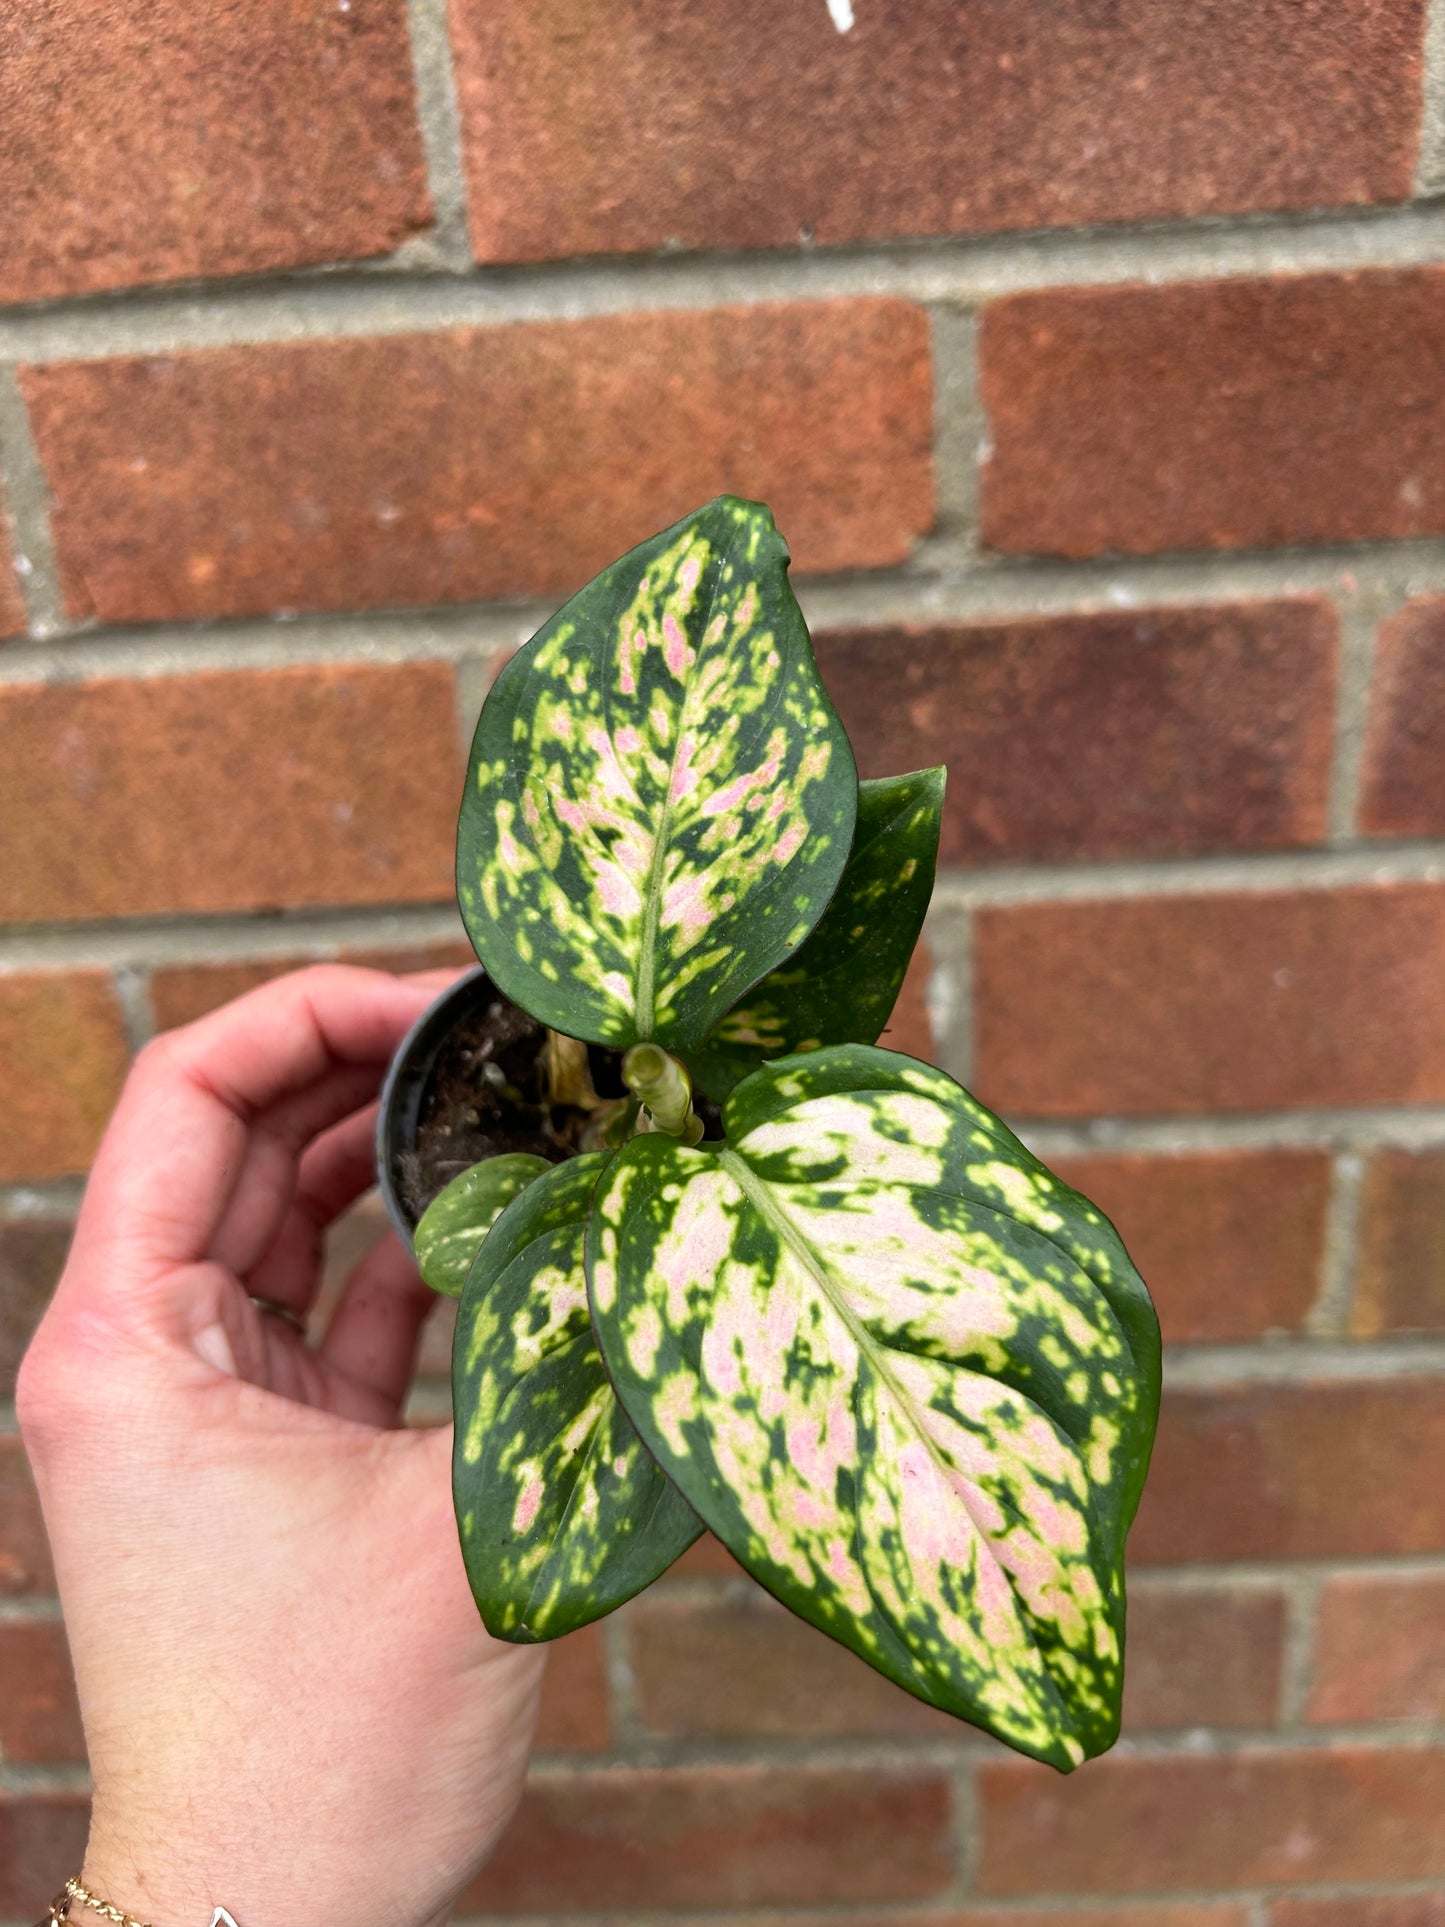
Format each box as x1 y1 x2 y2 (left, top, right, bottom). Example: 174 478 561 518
194 1321 236 1377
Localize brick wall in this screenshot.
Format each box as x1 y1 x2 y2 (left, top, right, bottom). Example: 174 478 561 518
4 2 1445 1921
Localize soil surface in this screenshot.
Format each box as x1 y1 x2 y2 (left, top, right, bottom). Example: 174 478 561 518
395 989 723 1222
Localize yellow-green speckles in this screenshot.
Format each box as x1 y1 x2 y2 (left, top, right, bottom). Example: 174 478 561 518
587 1042 1160 1773
452 1157 700 1641
457 496 856 1053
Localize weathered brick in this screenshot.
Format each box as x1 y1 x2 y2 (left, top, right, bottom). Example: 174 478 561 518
451 0 1423 261
1355 1148 1445 1334
23 306 933 625
0 493 26 638
1049 1151 1330 1343
1272 1899 1445 1927
0 1619 83 1764
0 1438 53 1596
0 1214 73 1398
0 971 130 1183
0 665 460 925
533 1625 612 1753
1361 598 1445 837
1307 1572 1445 1723
818 602 1336 864
1132 1380 1445 1564
0 1795 89 1918
981 270 1445 559
149 941 473 1032
627 1576 1281 1740
978 1745 1445 1894
461 1763 953 1913
0 0 429 304
974 885 1445 1117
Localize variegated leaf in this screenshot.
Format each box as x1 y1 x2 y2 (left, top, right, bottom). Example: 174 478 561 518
586 1047 1160 1769
414 1153 553 1295
692 767 945 1100
457 496 857 1052
453 1153 701 1640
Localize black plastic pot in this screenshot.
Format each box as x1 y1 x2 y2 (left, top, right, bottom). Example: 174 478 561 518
375 964 495 1242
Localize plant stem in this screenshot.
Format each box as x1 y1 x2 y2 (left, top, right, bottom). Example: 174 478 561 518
622 1044 703 1142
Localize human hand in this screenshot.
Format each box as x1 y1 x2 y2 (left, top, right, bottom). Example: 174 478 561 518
17 966 545 1927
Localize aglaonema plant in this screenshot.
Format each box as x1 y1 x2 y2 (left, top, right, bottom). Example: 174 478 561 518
416 494 1161 1772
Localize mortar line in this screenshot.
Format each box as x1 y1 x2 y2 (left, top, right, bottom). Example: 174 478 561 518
10 533 1445 688
1326 586 1388 841
1420 0 1445 195
1278 1569 1322 1729
0 903 469 970
10 197 1445 363
400 0 475 273
0 368 65 637
605 1604 646 1752
950 1750 980 1898
111 962 157 1052
1160 1335 1445 1387
930 840 1445 910
917 303 981 559
1308 1151 1366 1338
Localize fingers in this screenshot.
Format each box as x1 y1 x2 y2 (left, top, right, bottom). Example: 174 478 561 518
231 1103 384 1309
319 1234 437 1419
73 967 437 1283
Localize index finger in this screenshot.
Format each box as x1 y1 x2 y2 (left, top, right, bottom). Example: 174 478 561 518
73 965 450 1275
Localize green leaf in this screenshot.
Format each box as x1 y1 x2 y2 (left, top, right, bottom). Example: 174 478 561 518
414 1153 553 1295
691 767 945 1100
453 1153 702 1641
456 496 857 1052
586 1046 1160 1769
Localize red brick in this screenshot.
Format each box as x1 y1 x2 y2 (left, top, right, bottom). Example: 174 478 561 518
23 305 933 625
1361 598 1445 837
1121 1581 1284 1731
879 939 934 1062
667 1532 744 1579
628 1577 1281 1740
628 1586 954 1741
974 884 1445 1117
451 0 1422 262
0 664 460 925
1272 1899 1445 1927
0 1619 83 1763
818 602 1336 864
0 1214 72 1398
978 1745 1445 1894
533 1625 612 1753
1049 1151 1330 1343
461 1763 953 1913
0 1795 89 1918
681 1912 1250 1927
0 0 428 305
0 971 130 1182
1307 1572 1445 1723
981 270 1445 559
1131 1379 1445 1565
0 493 26 638
1355 1149 1445 1334
0 1437 54 1596
149 941 473 1032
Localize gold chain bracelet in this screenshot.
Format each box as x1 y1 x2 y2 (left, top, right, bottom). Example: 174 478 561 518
38 1879 239 1927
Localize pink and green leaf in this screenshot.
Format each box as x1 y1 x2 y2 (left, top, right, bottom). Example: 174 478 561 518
691 767 944 1100
586 1046 1160 1769
453 1154 701 1641
414 1153 553 1295
457 496 857 1051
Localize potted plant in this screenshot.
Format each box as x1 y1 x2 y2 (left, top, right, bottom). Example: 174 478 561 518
377 495 1160 1773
